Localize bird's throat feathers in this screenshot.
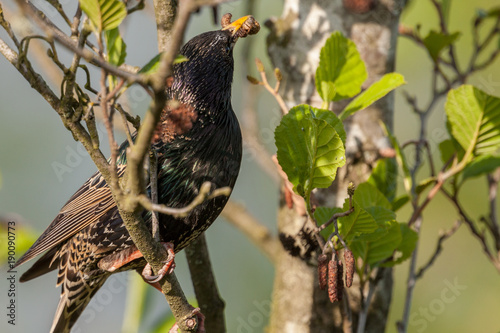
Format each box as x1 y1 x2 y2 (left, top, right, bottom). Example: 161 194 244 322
169 30 235 116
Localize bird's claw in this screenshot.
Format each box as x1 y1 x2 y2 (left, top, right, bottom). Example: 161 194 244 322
141 242 176 283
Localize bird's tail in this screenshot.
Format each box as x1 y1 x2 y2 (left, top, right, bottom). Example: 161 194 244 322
50 267 107 333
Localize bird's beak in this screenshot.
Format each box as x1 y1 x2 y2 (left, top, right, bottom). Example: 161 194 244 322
221 15 260 37
222 15 251 35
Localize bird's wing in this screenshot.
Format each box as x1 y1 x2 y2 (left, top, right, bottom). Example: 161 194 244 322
15 166 125 268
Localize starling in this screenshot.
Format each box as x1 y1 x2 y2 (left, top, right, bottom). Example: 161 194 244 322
14 14 260 333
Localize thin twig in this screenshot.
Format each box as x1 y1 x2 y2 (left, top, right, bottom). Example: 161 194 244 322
254 58 289 114
399 216 422 333
357 268 385 333
415 220 462 279
17 1 144 84
316 184 355 252
441 187 500 272
138 182 232 218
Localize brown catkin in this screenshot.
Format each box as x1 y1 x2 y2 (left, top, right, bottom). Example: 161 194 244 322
344 250 355 288
337 260 344 301
328 258 339 302
318 254 328 290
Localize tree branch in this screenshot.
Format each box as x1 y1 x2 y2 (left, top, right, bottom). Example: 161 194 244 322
17 1 144 84
222 200 280 263
185 234 227 332
415 220 462 279
137 182 232 218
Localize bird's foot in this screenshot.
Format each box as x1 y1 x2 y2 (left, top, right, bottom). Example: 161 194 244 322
141 242 176 283
168 307 206 333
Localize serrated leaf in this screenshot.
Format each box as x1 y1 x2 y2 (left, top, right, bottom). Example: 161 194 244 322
351 220 402 265
352 220 391 243
275 104 346 197
314 109 347 144
338 183 391 242
462 154 500 181
446 85 500 159
355 180 392 210
105 28 127 66
338 199 378 242
315 31 367 103
382 122 412 194
382 223 418 267
365 206 396 224
80 0 127 32
367 158 398 202
423 30 461 62
339 73 406 121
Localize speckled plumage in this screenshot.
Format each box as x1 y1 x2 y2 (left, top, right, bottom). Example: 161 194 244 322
15 29 242 333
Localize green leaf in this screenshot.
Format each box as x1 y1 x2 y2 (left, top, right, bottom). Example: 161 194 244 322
351 220 391 243
423 30 461 62
353 182 392 210
338 198 378 242
338 183 391 242
382 223 418 267
381 122 412 194
462 154 500 181
275 105 346 197
314 109 347 144
446 85 500 158
351 220 402 265
105 28 127 66
80 0 127 32
315 31 367 103
314 206 344 239
0 224 38 265
367 158 398 202
392 195 410 212
138 53 188 75
365 206 396 224
339 73 406 121
439 139 455 164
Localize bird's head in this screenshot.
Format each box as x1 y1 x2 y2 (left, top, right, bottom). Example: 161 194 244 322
170 14 260 113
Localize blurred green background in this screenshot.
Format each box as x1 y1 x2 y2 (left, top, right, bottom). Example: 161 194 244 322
1 1 499 332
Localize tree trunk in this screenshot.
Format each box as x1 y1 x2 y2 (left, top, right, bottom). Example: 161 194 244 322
266 1 406 331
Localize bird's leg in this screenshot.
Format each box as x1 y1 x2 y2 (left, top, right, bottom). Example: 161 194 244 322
141 242 176 283
168 307 206 333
